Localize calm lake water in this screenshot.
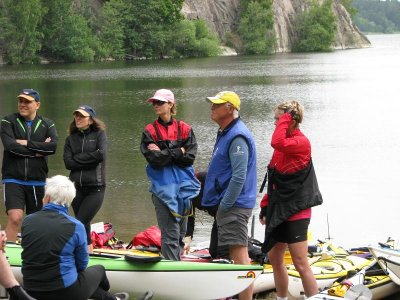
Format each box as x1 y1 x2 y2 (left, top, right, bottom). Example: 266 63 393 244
0 34 399 251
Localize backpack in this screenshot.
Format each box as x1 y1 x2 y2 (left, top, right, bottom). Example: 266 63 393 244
90 223 117 249
127 226 161 250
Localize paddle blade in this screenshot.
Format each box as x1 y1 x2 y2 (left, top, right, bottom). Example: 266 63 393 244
344 284 372 300
125 254 163 263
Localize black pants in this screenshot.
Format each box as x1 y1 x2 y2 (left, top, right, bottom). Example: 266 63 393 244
27 265 115 300
72 186 105 245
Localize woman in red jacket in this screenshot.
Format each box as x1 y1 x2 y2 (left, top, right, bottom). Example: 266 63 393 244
259 100 322 299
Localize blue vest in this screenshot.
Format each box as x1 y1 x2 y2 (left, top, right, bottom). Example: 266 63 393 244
202 119 257 209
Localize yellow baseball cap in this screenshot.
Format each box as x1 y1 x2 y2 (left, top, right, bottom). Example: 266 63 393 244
206 91 240 111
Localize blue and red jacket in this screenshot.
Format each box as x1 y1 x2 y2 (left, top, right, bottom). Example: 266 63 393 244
140 117 200 219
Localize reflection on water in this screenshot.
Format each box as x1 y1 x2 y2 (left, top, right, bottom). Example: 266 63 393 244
0 34 399 249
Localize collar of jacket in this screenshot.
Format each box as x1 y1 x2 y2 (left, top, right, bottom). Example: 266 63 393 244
218 117 241 136
17 113 40 122
78 126 93 134
157 117 174 127
42 202 69 214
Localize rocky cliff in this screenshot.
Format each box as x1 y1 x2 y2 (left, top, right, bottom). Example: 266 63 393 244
183 0 371 52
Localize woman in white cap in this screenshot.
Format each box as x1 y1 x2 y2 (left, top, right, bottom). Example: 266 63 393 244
63 105 107 253
140 89 200 261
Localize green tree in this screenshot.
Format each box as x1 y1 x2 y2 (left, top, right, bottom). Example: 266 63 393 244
170 19 221 57
119 0 183 58
193 20 221 57
96 0 126 59
238 0 274 54
0 0 44 64
353 0 400 33
41 0 99 62
340 0 357 18
292 0 337 52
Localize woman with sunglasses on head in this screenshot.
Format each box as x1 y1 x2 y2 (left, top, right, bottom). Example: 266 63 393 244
140 89 199 261
63 105 107 253
259 100 323 300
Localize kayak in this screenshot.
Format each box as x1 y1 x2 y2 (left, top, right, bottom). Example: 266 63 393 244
368 244 400 285
253 239 351 295
253 264 275 294
287 252 372 298
308 261 400 299
5 243 262 300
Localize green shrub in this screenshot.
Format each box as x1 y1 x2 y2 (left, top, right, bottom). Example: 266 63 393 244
292 0 337 52
238 0 274 54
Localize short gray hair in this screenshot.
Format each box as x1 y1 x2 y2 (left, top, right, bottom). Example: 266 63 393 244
45 175 76 207
226 103 239 119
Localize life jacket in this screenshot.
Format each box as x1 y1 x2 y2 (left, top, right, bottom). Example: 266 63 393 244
202 118 257 209
90 223 117 249
146 119 200 220
145 119 191 149
127 226 161 249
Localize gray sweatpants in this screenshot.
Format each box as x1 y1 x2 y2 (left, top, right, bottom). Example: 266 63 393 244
152 194 187 261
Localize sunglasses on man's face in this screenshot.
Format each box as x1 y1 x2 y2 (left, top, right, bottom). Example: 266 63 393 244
152 100 167 106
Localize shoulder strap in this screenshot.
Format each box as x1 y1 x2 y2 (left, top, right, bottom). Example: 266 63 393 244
177 120 181 142
152 121 163 142
259 170 268 193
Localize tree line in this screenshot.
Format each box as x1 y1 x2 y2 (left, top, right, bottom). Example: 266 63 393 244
0 0 221 64
352 0 400 33
0 0 338 64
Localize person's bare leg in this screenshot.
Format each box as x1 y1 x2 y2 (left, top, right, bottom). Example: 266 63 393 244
230 245 253 300
289 241 318 297
0 253 19 288
268 243 288 298
5 209 24 242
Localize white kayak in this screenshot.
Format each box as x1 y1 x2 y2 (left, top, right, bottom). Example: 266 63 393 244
6 243 262 300
368 244 400 286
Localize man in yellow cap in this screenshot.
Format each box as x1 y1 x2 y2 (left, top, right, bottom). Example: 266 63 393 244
202 91 257 300
0 89 58 241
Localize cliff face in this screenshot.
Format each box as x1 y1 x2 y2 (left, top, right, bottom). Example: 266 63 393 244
183 0 371 52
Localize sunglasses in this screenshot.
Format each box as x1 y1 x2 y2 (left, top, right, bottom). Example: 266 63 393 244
152 100 167 106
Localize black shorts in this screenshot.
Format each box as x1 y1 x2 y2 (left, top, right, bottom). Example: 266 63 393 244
271 218 310 244
3 183 44 214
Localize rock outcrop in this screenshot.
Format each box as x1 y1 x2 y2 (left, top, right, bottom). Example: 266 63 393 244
183 0 371 52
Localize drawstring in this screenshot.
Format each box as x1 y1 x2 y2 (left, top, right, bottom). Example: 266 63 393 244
33 186 38 207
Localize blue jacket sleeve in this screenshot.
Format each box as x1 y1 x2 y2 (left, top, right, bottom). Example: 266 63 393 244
220 136 249 210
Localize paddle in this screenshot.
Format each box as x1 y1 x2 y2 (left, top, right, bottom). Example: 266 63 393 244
124 253 163 263
89 253 121 259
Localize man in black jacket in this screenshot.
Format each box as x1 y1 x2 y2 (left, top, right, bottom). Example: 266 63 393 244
1 89 58 241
